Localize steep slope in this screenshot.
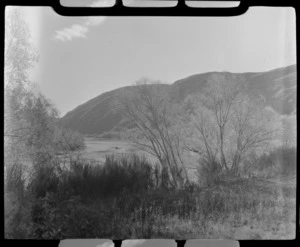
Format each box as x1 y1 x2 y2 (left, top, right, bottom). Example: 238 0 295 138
172 64 296 115
61 84 171 135
61 88 123 134
246 65 296 115
61 64 296 135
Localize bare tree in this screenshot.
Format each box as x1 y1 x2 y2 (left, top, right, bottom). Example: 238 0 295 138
185 75 278 176
229 94 278 175
114 78 188 188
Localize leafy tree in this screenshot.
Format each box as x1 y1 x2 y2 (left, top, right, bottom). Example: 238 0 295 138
5 7 38 139
5 7 85 165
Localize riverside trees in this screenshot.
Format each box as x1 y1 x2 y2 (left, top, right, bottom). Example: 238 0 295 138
114 75 279 188
184 74 278 176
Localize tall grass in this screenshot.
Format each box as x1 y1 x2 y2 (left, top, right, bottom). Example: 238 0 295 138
60 154 155 199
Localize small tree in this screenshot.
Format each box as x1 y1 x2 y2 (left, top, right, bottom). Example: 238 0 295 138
114 78 188 188
20 91 60 164
53 125 86 163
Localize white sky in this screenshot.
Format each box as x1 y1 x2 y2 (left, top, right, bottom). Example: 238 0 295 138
11 3 296 116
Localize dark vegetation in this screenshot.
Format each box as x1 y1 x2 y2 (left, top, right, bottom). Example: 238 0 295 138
243 146 297 178
5 148 296 239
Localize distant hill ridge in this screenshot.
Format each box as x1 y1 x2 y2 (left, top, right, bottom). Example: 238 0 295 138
61 64 296 135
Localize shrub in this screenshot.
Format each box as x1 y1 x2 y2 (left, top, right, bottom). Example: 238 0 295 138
5 162 33 239
5 191 33 239
59 153 158 200
27 162 60 198
54 126 85 153
5 162 26 202
30 192 110 239
242 146 296 178
6 148 294 239
196 158 222 187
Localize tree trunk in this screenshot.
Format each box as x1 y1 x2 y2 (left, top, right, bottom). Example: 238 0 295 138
220 129 229 171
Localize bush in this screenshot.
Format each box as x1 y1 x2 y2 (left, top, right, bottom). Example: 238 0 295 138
25 153 170 238
5 163 33 238
196 158 222 187
242 146 296 178
30 192 111 239
5 162 26 202
6 148 295 239
5 191 33 239
27 162 60 198
54 126 85 153
58 153 160 200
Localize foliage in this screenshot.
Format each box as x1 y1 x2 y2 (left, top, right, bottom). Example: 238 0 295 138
60 154 158 199
196 158 222 187
5 7 38 142
4 151 296 239
241 146 297 178
30 192 109 239
5 191 33 239
54 125 86 154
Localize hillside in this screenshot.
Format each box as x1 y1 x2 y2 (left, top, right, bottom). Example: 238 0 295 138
61 64 296 135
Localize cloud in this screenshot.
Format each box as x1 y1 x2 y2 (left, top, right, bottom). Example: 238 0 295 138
54 0 113 41
122 240 146 247
55 24 88 41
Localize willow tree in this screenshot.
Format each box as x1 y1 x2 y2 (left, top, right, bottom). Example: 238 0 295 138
114 78 188 188
185 74 278 176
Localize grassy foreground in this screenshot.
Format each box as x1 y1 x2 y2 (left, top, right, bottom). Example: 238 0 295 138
4 149 296 239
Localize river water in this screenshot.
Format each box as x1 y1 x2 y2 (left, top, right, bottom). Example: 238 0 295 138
81 137 157 164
